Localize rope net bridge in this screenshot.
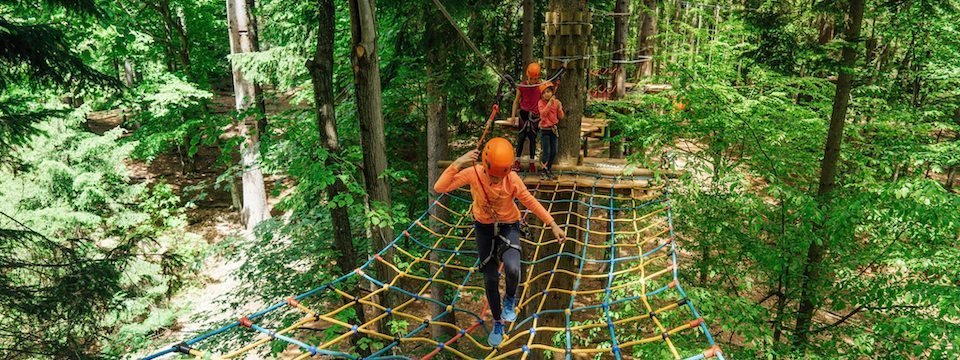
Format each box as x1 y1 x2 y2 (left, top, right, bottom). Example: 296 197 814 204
144 171 724 360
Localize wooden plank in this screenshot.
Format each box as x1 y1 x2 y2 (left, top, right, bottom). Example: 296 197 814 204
437 157 680 179
497 117 607 137
519 173 654 190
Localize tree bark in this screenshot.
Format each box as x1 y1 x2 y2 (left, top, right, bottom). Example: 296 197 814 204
611 0 628 100
306 0 367 352
552 0 588 165
123 58 136 87
607 0 628 159
521 0 535 67
635 0 657 79
817 14 835 45
424 8 456 340
157 0 191 72
227 0 271 230
793 0 865 348
946 166 957 190
348 0 398 314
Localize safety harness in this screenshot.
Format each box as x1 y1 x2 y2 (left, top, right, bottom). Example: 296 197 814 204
471 167 522 271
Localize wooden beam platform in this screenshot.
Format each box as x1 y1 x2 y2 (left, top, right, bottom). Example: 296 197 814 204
437 157 677 191
495 117 608 138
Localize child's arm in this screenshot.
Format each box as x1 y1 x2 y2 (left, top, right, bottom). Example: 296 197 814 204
512 173 566 241
556 100 565 119
511 91 521 121
434 150 479 193
538 99 555 119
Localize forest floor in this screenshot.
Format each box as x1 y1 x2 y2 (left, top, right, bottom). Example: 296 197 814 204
87 95 295 359
87 107 256 356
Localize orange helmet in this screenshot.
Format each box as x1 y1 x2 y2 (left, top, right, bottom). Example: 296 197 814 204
526 62 541 80
482 137 515 177
539 81 555 92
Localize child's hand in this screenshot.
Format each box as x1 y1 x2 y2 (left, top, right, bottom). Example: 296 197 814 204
454 149 480 168
550 222 566 243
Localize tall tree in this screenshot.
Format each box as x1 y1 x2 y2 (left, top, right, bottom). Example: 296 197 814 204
306 0 367 351
151 0 191 73
227 0 271 230
607 0 629 159
611 0 628 100
424 7 456 339
347 0 398 310
793 0 865 348
552 0 588 164
636 0 656 78
521 0 535 67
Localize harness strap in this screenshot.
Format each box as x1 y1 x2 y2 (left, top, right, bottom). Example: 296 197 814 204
478 225 522 270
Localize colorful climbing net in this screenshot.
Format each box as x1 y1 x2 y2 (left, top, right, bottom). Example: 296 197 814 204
144 172 723 360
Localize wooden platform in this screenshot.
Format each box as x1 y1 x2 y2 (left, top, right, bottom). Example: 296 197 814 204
495 117 608 138
588 83 673 102
437 157 675 190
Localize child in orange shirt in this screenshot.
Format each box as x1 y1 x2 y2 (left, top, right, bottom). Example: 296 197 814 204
434 137 565 346
537 83 564 179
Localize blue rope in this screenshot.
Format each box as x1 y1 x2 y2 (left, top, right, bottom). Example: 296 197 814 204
603 186 623 360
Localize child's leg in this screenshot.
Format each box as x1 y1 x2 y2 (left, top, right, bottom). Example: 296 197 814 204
540 130 549 166
527 129 537 160
475 222 502 321
550 132 559 170
500 224 523 300
515 110 530 158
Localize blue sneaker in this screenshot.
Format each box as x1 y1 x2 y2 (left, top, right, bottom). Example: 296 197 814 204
488 321 505 347
502 297 517 322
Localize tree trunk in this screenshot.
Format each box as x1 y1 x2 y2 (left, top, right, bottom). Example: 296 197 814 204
607 0 628 159
551 0 588 165
817 14 834 45
424 8 456 340
348 0 398 315
635 0 657 79
611 0 628 100
123 58 136 87
521 0 535 67
158 0 191 72
245 0 269 136
306 0 367 352
946 166 957 190
793 0 864 348
227 0 271 230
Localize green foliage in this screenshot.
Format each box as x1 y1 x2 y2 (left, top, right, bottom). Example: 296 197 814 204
123 73 228 163
0 108 202 358
594 1 960 357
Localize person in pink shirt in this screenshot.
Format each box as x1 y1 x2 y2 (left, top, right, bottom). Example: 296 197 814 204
537 82 564 179
510 62 544 173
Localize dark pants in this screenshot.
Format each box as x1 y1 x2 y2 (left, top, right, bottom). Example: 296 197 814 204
516 110 538 160
475 222 522 321
540 129 558 170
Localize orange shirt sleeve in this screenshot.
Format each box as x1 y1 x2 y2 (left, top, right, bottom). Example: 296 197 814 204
557 100 565 119
510 172 554 224
434 164 474 193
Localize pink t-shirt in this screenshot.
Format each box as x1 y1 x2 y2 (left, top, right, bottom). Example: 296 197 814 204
518 81 543 114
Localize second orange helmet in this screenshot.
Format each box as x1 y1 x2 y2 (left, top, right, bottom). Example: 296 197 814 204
526 62 541 80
